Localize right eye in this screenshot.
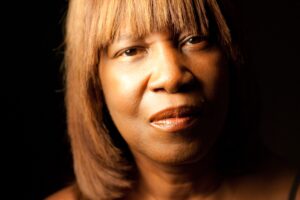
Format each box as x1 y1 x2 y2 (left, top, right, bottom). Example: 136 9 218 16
116 47 147 59
122 48 139 56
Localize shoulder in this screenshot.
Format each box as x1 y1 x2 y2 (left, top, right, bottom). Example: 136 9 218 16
263 164 299 200
229 156 300 200
45 185 77 200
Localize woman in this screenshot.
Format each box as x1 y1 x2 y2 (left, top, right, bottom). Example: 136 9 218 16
46 0 299 199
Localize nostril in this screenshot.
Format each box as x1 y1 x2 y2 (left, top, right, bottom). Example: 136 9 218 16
148 46 197 93
150 70 198 93
177 77 199 93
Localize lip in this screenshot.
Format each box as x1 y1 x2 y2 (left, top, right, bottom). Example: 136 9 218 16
149 106 202 132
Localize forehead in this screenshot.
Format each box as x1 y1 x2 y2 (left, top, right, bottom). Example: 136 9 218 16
95 0 209 48
113 27 197 43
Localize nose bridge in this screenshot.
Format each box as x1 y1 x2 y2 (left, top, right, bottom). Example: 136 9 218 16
157 43 179 71
149 43 187 93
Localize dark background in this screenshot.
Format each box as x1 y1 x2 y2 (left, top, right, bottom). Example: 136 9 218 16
13 0 299 199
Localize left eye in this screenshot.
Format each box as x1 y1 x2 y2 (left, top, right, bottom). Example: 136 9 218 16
184 35 207 45
180 35 210 52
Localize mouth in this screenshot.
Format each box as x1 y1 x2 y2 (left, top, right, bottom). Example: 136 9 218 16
149 106 202 132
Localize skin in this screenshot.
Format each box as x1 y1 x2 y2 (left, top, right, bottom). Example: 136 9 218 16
99 29 229 199
46 167 299 200
46 30 300 200
100 30 229 165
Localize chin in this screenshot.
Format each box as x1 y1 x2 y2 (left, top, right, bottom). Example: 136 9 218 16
146 142 211 166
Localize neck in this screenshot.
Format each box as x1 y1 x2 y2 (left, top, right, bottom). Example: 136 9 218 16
130 152 222 200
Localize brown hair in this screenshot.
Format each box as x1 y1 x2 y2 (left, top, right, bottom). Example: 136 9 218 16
65 0 246 199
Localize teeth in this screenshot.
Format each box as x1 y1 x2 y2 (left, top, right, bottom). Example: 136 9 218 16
150 116 200 132
156 120 176 125
154 118 189 125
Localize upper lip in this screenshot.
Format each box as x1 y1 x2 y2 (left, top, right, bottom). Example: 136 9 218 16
149 105 202 122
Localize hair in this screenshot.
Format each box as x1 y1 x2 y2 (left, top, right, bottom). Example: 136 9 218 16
64 0 261 199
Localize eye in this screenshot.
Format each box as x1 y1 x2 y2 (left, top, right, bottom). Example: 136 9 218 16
116 47 147 58
180 35 210 51
183 35 208 45
123 48 139 56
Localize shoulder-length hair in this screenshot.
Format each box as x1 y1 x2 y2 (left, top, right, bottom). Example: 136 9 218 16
65 0 260 199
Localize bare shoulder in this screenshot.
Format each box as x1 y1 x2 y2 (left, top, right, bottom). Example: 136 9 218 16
254 157 299 200
45 185 77 200
261 159 300 200
229 156 300 200
270 162 300 200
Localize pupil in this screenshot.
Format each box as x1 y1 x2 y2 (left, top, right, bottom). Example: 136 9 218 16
189 36 201 44
125 49 136 56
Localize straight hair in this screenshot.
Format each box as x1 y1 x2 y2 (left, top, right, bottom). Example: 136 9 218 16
64 0 256 199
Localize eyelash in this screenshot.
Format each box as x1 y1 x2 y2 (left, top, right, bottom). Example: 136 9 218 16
115 47 147 58
115 35 209 58
180 35 209 48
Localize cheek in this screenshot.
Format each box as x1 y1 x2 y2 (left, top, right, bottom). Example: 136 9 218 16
99 61 150 145
99 68 138 147
100 65 142 115
189 51 229 137
190 51 229 101
103 74 135 108
205 66 229 102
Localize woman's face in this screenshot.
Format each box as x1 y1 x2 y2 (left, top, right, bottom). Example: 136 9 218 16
99 30 229 165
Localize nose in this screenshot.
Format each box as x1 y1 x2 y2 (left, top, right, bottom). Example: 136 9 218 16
148 46 195 93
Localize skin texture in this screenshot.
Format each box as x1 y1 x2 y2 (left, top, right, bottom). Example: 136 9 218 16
100 31 229 166
45 159 300 200
44 0 300 199
99 30 229 199
46 30 300 200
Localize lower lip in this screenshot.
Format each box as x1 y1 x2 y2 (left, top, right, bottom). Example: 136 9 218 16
150 116 200 132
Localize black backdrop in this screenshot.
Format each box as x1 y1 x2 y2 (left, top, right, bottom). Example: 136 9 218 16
17 0 300 199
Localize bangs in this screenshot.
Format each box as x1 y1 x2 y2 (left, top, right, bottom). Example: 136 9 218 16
95 0 211 48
